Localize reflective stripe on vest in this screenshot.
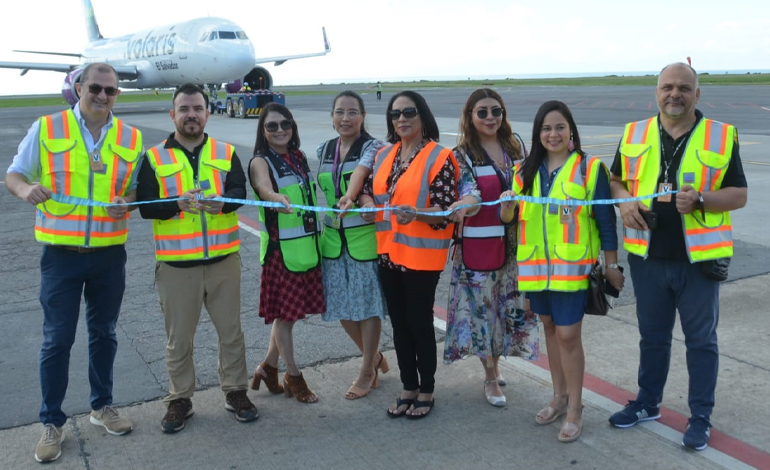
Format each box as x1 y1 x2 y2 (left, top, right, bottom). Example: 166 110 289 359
371 141 458 270
514 153 601 292
619 116 735 261
256 152 321 272
316 138 378 261
461 155 506 271
147 138 240 261
35 109 142 247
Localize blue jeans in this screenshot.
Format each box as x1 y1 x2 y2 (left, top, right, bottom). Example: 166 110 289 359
628 254 719 418
38 245 127 426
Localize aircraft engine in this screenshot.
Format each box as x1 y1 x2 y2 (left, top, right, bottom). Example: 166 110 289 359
62 68 85 105
225 66 273 93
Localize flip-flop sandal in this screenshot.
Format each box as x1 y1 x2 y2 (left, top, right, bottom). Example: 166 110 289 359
387 397 414 418
406 398 435 420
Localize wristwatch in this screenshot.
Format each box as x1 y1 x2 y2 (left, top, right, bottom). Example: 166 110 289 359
696 192 705 217
606 263 620 270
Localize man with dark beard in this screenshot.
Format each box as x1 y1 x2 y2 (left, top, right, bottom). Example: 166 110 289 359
137 83 257 433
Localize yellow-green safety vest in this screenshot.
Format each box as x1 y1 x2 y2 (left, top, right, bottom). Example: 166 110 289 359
316 137 381 261
618 116 735 262
257 150 322 272
146 138 240 261
513 152 602 292
35 109 143 247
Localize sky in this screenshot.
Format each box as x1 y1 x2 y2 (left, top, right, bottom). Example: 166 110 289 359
1 0 768 96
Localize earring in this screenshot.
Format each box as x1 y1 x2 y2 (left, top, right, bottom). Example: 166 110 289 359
568 134 575 152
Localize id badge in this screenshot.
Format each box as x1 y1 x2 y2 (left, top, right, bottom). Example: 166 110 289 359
89 152 104 172
559 205 573 224
658 183 673 203
302 212 317 233
331 213 341 229
383 202 391 221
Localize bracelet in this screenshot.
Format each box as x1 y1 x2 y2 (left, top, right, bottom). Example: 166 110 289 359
606 263 620 270
265 190 275 201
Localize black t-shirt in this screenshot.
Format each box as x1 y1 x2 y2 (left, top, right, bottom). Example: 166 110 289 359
610 110 747 261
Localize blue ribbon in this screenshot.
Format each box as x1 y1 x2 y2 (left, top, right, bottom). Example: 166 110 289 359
51 189 677 218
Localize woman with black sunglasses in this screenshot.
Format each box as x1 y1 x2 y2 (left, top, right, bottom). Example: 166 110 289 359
315 91 390 400
442 89 540 408
248 102 325 404
358 91 459 419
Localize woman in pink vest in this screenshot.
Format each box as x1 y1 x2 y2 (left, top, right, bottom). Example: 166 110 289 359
443 89 540 407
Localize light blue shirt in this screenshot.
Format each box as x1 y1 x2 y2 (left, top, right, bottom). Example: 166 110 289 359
6 104 140 190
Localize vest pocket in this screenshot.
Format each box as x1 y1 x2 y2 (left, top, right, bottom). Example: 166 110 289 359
695 150 729 170
155 163 185 178
552 243 589 263
620 144 651 181
41 139 79 174
108 143 141 163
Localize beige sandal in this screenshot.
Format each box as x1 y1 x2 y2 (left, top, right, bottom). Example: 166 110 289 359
535 394 568 425
558 405 584 443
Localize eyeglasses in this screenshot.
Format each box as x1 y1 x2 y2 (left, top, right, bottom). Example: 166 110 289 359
333 109 361 118
264 119 293 132
87 83 119 96
388 107 418 120
475 107 503 119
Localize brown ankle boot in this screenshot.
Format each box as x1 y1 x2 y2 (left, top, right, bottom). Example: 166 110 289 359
283 373 318 403
249 362 284 394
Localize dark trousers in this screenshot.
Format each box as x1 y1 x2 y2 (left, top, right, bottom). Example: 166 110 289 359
379 265 440 394
38 245 127 426
628 254 719 418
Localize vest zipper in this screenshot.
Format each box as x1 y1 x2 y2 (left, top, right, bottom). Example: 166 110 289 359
196 172 209 259
85 161 95 247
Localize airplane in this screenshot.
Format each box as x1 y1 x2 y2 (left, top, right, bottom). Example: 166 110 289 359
0 0 330 106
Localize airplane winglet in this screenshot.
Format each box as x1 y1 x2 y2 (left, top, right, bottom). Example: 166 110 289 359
322 27 331 53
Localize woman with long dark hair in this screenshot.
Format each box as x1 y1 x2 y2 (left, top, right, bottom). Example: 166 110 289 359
248 102 324 404
500 100 624 442
316 91 389 400
443 89 539 408
358 91 459 419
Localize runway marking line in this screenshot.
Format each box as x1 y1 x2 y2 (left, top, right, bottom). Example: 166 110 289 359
433 305 770 470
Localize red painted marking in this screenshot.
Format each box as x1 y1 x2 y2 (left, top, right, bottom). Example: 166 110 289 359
238 215 260 230
706 102 716 108
627 101 635 109
647 101 652 110
609 101 617 108
432 309 770 469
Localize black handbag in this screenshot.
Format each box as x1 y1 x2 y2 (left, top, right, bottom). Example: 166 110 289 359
582 156 610 316
700 257 731 282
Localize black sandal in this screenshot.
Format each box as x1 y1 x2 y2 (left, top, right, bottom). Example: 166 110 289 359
387 397 415 418
406 398 435 420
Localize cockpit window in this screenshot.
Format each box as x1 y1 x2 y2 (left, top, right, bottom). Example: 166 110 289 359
208 31 217 41
218 31 237 39
199 33 208 43
236 31 248 40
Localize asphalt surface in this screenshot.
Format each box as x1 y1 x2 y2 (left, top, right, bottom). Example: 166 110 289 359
1 84 769 469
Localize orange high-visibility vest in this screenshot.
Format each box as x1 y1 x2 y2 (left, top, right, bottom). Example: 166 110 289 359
371 141 458 271
35 109 143 246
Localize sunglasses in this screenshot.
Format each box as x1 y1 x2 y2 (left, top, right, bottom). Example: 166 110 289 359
388 107 418 120
264 119 293 132
475 107 503 119
87 83 119 96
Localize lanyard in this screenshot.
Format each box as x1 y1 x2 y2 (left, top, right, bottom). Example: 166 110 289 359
659 121 689 183
332 138 344 198
271 148 312 203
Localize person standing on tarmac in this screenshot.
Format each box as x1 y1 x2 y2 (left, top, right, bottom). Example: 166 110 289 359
316 91 390 400
248 102 325 404
137 83 258 434
5 62 141 463
608 63 748 451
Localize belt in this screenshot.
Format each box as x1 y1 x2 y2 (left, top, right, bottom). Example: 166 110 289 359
50 245 111 253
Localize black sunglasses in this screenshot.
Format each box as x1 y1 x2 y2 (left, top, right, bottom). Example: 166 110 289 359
388 107 418 120
264 119 293 132
476 107 503 119
87 83 119 96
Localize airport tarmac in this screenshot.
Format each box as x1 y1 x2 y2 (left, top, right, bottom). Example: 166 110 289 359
1 85 769 469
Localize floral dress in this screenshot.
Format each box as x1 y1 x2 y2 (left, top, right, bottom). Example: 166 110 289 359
443 152 539 366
